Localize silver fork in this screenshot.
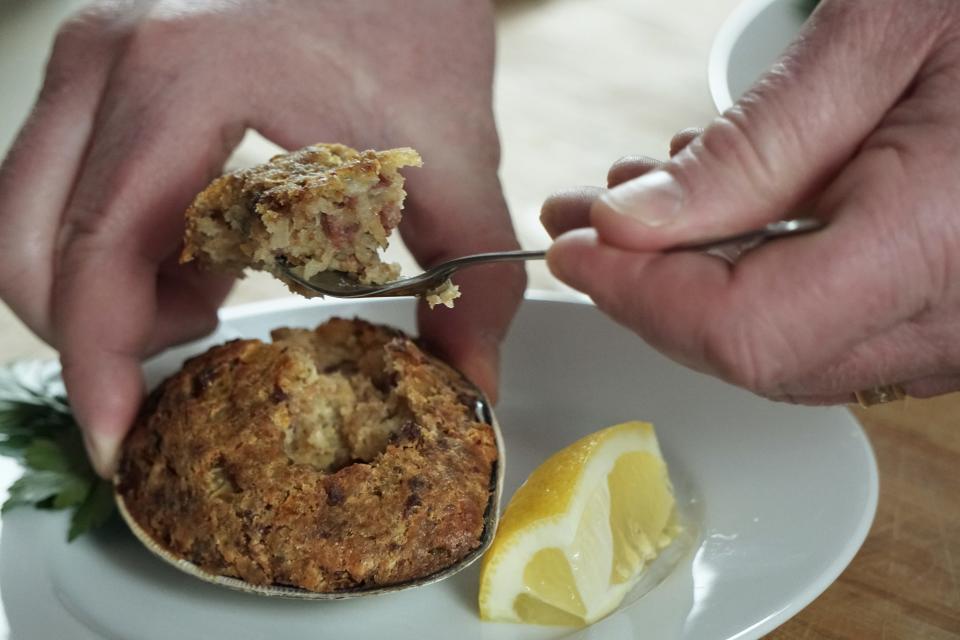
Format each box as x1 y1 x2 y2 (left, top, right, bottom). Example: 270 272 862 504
279 217 824 298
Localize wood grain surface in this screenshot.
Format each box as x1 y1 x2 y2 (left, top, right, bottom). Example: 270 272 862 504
0 0 958 637
769 397 960 639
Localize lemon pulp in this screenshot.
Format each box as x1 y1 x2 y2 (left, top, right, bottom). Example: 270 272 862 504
478 421 678 626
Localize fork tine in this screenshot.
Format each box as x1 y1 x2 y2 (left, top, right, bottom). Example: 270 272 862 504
279 249 548 298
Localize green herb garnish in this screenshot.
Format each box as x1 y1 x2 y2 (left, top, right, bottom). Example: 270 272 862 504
0 360 115 541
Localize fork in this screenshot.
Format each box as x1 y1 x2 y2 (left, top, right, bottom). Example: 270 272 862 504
278 217 824 298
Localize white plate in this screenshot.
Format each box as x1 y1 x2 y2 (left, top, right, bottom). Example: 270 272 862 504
709 0 806 111
0 294 877 639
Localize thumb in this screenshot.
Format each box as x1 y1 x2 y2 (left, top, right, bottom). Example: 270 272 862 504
592 1 942 250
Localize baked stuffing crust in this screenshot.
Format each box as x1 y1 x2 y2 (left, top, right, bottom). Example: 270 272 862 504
117 318 496 592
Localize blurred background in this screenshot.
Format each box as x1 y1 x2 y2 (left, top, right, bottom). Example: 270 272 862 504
0 0 741 363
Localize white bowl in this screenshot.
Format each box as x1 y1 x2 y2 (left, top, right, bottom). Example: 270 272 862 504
709 0 807 111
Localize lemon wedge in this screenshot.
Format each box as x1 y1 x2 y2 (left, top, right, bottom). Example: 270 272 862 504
478 421 679 626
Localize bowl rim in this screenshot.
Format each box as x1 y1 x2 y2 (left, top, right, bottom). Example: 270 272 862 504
708 0 788 112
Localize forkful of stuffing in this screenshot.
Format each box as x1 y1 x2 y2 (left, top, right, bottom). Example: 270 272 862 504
180 143 823 307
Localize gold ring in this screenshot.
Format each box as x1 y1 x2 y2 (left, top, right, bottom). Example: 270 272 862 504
854 384 906 408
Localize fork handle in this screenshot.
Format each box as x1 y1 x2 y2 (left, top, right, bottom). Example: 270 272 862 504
439 218 822 274
442 250 548 269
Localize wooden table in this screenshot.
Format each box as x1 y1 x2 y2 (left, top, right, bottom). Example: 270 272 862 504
774 398 960 639
0 0 958 637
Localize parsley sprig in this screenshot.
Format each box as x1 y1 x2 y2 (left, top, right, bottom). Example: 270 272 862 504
0 360 115 541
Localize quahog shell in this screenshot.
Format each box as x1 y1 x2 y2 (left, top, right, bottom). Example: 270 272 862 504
114 396 504 600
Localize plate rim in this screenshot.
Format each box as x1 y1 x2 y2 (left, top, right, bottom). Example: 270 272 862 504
738 429 878 638
1 292 880 639
708 0 791 112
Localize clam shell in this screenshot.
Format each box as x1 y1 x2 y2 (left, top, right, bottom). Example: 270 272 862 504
114 396 504 599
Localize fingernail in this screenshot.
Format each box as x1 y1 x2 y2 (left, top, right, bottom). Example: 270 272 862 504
82 430 119 478
600 170 684 227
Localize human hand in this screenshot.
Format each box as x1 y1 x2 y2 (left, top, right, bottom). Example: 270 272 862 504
543 0 960 405
0 0 523 477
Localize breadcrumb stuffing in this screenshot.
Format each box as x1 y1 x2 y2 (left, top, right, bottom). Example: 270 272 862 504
425 280 461 309
117 318 497 593
180 143 421 293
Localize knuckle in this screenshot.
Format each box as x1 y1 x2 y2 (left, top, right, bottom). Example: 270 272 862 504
607 156 659 184
691 112 780 202
54 194 128 283
45 6 122 93
117 15 205 88
124 8 204 61
611 154 643 167
57 184 132 262
56 6 114 43
52 4 122 55
669 128 702 154
54 224 100 284
672 127 703 141
41 55 85 98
